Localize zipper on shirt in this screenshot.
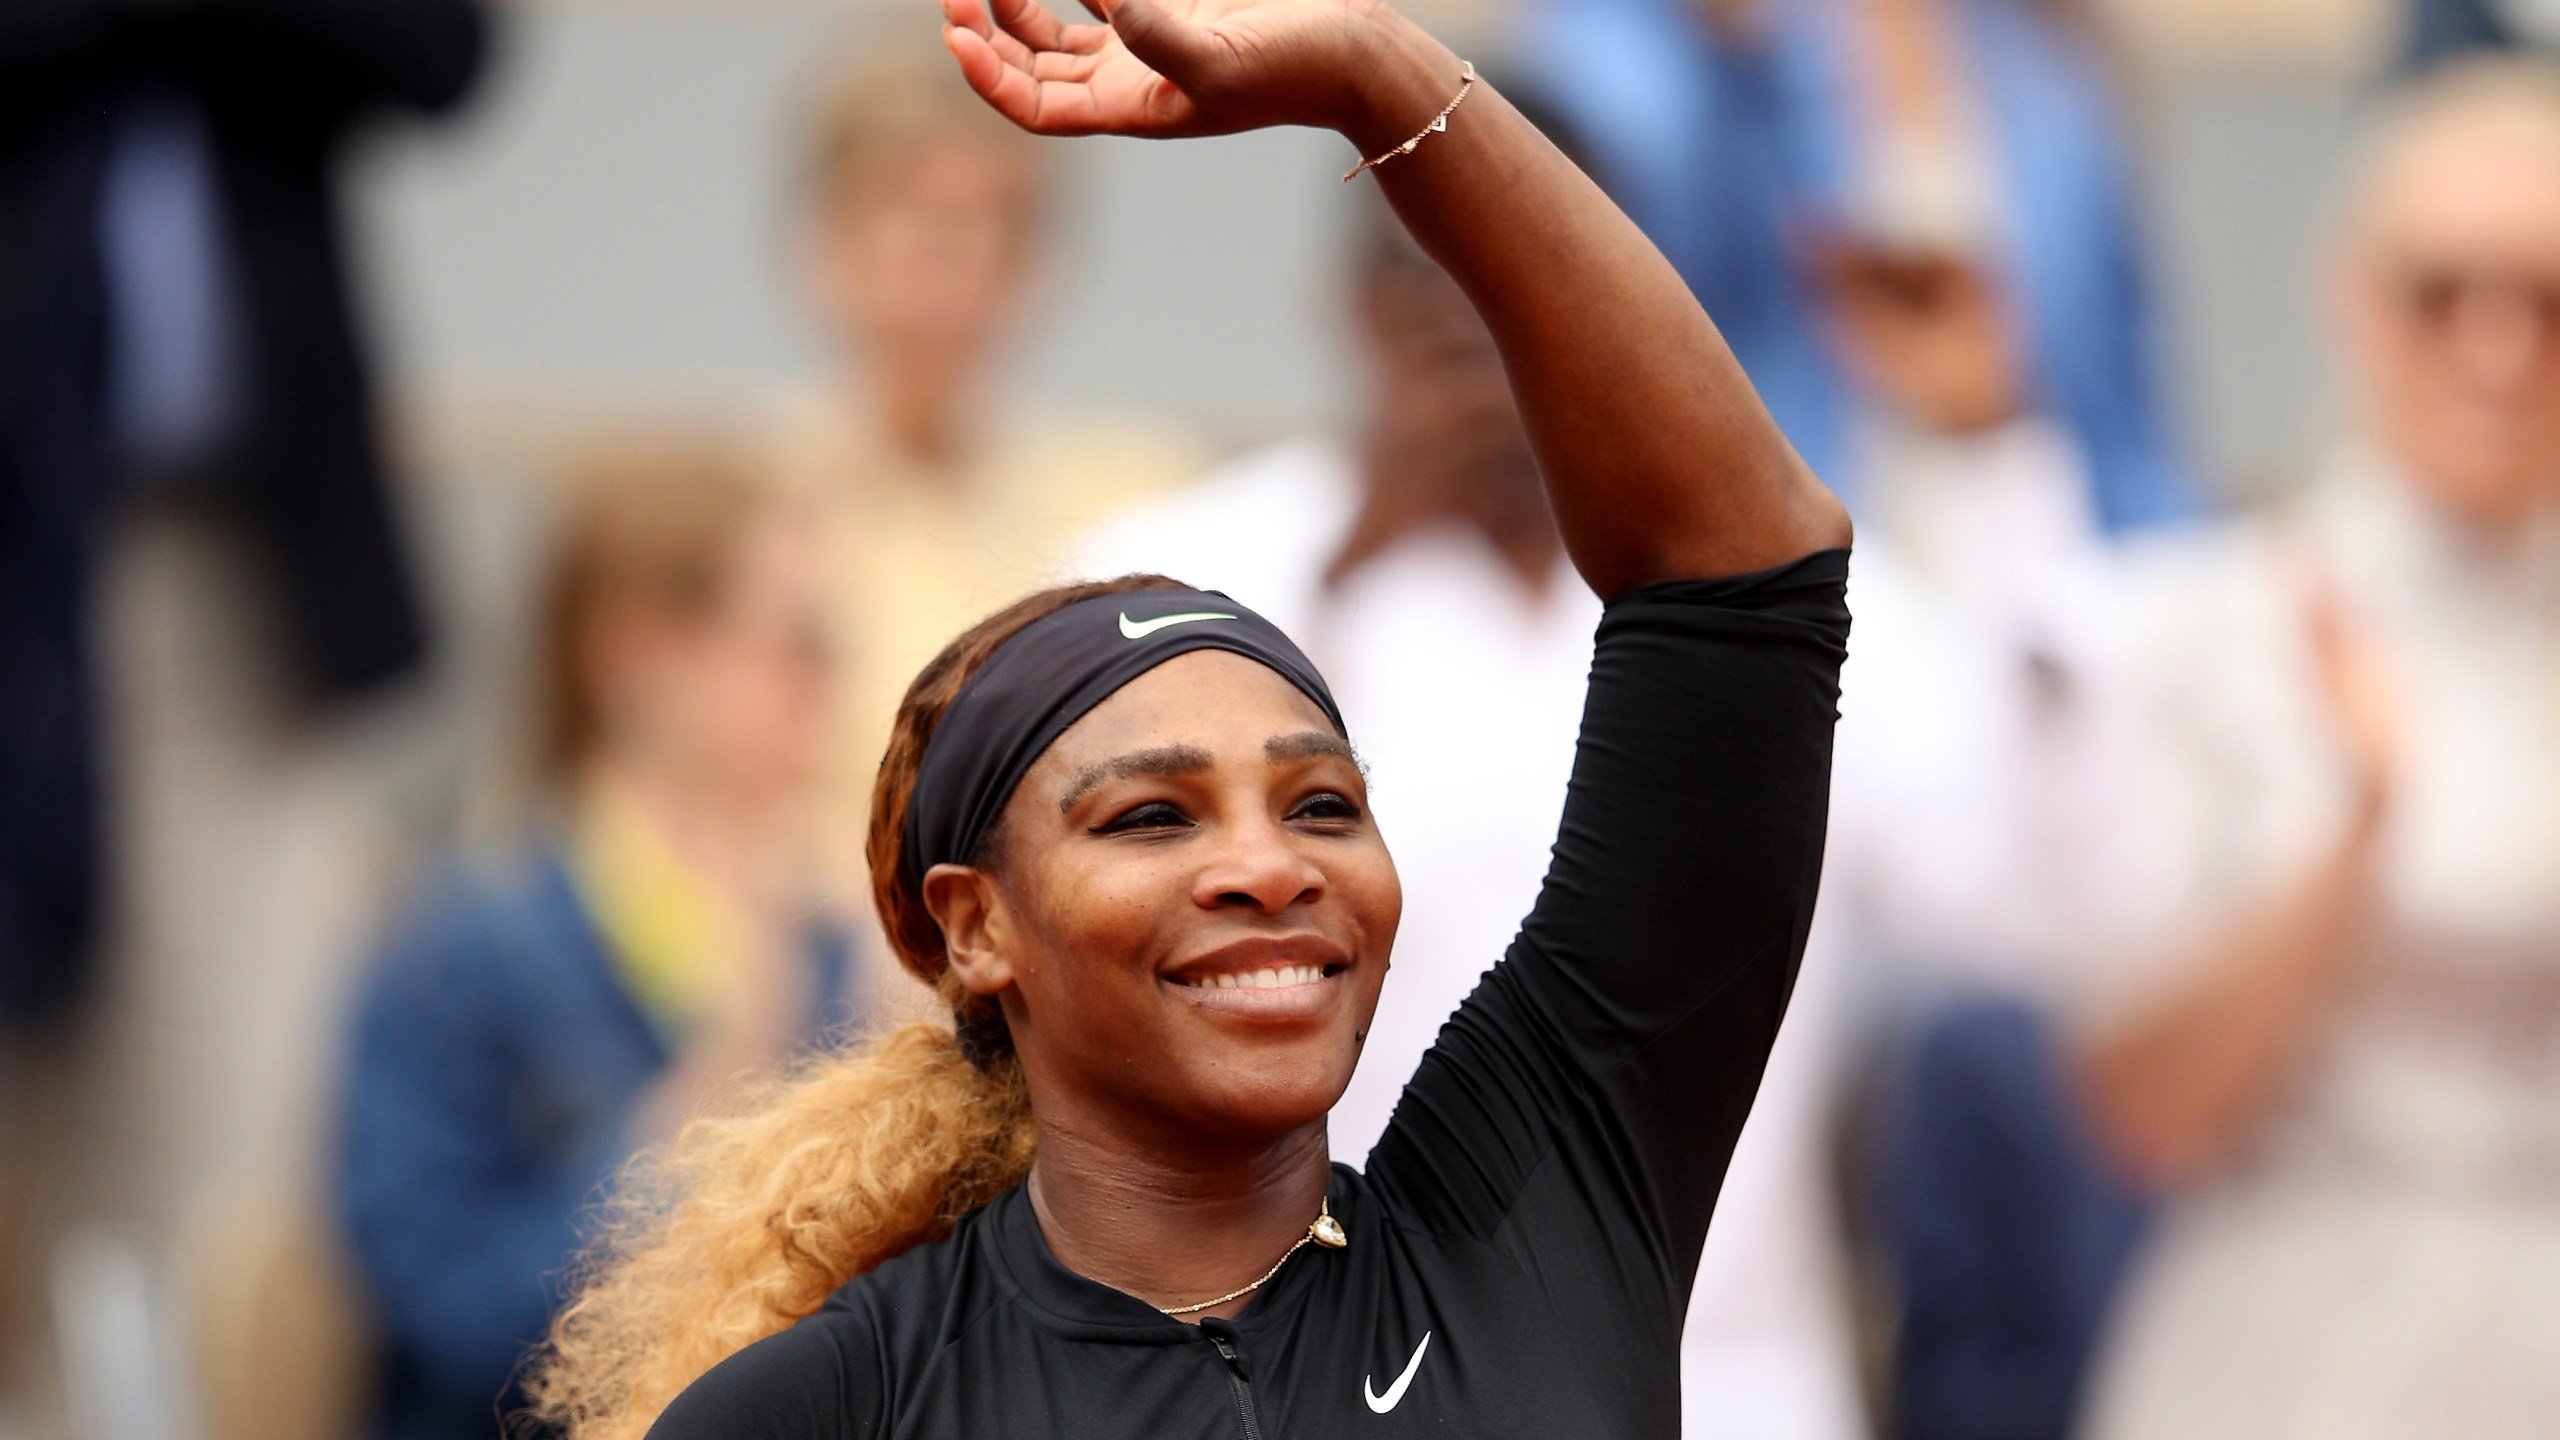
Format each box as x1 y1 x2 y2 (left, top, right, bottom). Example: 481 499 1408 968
1201 1319 1266 1440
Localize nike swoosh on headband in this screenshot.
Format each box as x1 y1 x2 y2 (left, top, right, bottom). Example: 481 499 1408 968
1363 1330 1431 1414
1118 610 1238 640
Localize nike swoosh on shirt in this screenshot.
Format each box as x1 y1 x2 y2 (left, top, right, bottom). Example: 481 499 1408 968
1118 610 1237 640
1362 1330 1431 1414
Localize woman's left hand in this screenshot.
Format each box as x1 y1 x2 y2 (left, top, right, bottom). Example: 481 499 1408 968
940 0 1428 142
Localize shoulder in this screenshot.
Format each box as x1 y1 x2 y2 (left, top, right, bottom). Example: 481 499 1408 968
355 840 590 1024
648 1308 885 1440
2115 512 2301 697
651 1209 1012 1440
988 410 1215 523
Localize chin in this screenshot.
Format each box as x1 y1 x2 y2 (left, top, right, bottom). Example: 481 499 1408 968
1187 1047 1357 1141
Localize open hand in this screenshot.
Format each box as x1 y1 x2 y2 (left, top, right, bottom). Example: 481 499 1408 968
939 0 1421 140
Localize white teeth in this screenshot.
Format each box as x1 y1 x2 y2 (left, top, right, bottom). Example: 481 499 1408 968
1183 964 1327 990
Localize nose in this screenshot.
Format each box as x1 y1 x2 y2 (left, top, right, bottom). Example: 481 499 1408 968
1193 813 1325 917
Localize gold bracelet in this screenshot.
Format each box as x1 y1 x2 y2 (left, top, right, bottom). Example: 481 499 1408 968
1342 61 1479 183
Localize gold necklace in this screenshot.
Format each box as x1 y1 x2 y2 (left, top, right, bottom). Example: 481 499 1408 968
1155 1199 1349 1317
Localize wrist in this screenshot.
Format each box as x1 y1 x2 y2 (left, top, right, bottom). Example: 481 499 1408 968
1335 11 1465 157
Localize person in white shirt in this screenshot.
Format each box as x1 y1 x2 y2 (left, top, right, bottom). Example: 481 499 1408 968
2075 56 2560 1440
1805 150 2160 1019
1797 130 2168 1440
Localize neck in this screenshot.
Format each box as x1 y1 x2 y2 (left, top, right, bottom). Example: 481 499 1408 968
857 344 983 475
582 756 790 912
1335 433 1563 599
1024 1108 1332 1324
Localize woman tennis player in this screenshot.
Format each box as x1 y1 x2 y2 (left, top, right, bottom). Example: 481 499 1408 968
528 0 1853 1434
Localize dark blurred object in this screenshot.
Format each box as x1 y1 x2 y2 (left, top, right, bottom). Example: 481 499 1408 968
0 0 491 1030
1509 0 2195 534
2409 0 2560 70
336 449 854 1440
1880 995 2149 1440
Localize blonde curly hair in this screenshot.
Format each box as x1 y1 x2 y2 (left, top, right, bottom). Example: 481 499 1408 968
523 573 1187 1440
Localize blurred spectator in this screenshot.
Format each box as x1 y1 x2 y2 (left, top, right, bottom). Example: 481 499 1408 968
1810 184 2156 1009
336 449 856 1440
2410 0 2560 69
0 0 491 1028
761 45 1204 908
1799 134 2162 1440
1067 176 1868 1440
2072 57 2560 1438
1509 0 2195 533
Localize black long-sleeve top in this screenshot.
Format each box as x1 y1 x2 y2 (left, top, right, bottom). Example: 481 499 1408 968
648 548 1852 1439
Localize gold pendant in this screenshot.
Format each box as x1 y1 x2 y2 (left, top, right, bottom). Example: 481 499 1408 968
1311 1211 1348 1249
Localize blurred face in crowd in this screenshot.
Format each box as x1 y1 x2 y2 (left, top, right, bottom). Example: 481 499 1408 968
597 505 837 802
806 122 1047 406
936 651 1401 1145
1333 228 1546 579
1811 238 2024 436
2336 94 2560 531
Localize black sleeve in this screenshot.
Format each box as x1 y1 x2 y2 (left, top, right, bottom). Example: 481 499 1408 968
1364 548 1849 1322
646 1310 884 1440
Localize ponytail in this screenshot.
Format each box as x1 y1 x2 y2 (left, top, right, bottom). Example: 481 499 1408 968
524 574 1186 1440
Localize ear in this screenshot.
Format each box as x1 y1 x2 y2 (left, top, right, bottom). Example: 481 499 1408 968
922 862 1015 998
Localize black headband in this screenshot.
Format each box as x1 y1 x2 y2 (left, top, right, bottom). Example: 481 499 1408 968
901 587 1345 888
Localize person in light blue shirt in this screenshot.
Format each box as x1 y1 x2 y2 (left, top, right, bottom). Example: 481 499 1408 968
1511 0 2196 534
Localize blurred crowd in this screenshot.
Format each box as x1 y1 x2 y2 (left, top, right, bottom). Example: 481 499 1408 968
3 2 2558 1439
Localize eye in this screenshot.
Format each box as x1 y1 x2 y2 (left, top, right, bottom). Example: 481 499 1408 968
1091 800 1192 835
1288 791 1363 825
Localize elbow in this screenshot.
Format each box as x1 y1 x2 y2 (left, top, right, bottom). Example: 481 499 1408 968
1568 456 1851 596
1798 474 1854 554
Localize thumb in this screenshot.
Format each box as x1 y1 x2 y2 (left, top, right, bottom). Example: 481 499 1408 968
1105 0 1230 94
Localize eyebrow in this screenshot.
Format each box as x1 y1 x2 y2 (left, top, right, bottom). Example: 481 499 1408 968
1058 744 1214 813
1054 732 1363 813
1267 730 1358 769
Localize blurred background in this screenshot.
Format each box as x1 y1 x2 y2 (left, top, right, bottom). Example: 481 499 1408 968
3 1 2556 1438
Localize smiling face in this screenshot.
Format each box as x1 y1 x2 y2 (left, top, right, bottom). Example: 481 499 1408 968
924 651 1401 1152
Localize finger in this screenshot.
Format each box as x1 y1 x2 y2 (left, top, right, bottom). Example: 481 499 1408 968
1105 0 1229 94
940 0 1004 56
974 10 1046 72
944 24 1042 129
945 24 1114 135
957 0 1112 71
986 0 1079 54
1029 48 1106 83
942 0 1100 63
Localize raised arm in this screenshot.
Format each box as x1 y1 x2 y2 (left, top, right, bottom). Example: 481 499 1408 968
939 0 1849 597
